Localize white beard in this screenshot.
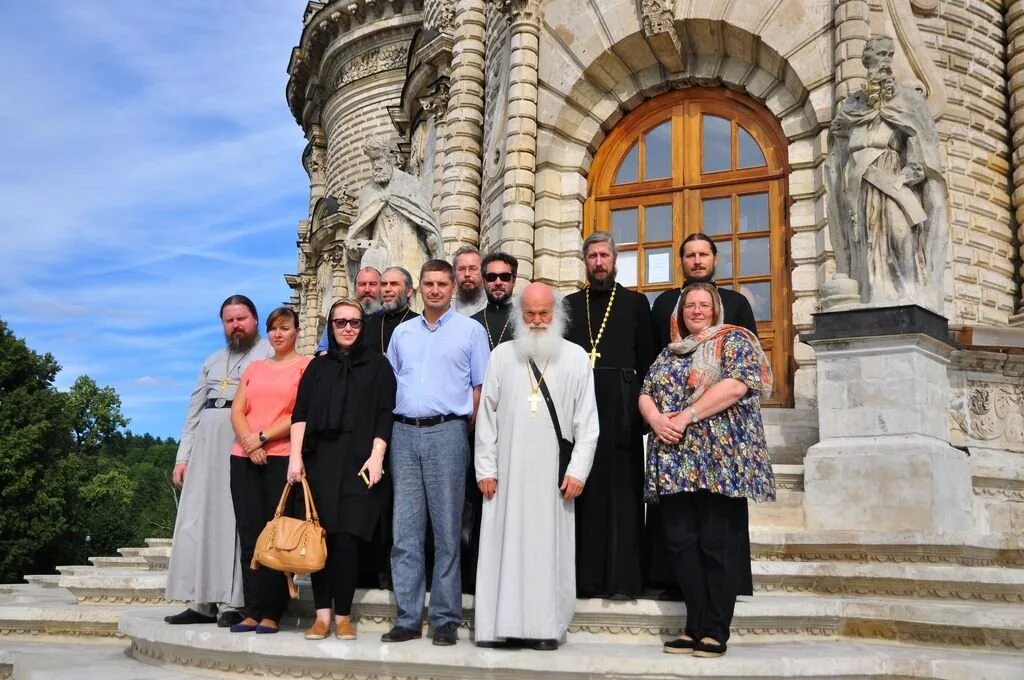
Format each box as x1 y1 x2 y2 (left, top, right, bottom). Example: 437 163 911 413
511 298 569 364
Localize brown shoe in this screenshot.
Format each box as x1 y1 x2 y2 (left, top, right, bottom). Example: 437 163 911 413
304 619 330 640
336 618 357 640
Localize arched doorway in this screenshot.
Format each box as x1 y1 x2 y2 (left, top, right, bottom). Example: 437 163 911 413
584 88 793 406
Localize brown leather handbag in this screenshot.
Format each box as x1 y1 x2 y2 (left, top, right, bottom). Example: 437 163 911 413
251 477 327 598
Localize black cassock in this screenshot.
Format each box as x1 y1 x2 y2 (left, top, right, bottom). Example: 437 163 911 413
565 283 655 598
363 308 419 356
646 283 759 597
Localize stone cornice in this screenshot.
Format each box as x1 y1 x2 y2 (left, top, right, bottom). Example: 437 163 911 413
287 0 425 131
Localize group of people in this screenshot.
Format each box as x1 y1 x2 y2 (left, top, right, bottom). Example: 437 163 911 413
163 231 776 658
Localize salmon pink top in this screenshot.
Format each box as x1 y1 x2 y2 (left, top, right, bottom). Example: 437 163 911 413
230 356 311 457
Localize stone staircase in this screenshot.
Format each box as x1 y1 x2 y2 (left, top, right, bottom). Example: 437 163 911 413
1 410 1022 678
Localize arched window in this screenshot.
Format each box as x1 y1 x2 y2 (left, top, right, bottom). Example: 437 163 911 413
585 88 793 406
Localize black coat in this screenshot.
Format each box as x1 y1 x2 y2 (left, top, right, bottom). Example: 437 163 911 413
292 351 396 539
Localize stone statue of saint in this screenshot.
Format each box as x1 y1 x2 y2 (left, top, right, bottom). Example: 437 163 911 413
343 137 443 295
824 35 948 312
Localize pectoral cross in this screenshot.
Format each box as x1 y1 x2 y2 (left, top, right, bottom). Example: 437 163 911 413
588 349 601 368
528 389 542 417
219 377 229 394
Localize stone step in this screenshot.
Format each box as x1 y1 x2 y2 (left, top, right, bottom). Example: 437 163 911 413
751 560 1024 602
762 408 818 466
136 546 171 570
22 575 61 589
119 607 1024 680
58 569 168 605
281 587 1024 649
750 530 1024 567
88 555 147 569
145 537 172 548
116 547 142 559
0 602 123 638
0 641 196 680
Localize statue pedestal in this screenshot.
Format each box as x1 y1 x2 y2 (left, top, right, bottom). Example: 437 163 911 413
802 306 974 532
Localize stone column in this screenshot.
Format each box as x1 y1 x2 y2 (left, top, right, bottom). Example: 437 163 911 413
437 0 487 250
802 307 974 533
833 0 869 104
494 0 541 279
1007 1 1024 326
421 83 451 219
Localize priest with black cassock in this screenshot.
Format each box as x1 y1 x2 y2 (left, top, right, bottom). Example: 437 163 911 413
646 232 758 598
471 252 518 350
565 231 655 599
358 265 418 591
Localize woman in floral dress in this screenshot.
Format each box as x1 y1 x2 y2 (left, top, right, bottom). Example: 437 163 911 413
639 282 775 658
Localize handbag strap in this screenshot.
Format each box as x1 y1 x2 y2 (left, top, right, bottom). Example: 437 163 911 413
273 478 322 524
529 359 566 447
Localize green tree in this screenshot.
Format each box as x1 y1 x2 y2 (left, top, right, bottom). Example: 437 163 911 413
0 319 70 582
65 376 129 455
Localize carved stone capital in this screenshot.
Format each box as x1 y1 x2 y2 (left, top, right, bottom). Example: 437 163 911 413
424 0 456 34
501 0 542 24
640 0 674 35
419 81 451 120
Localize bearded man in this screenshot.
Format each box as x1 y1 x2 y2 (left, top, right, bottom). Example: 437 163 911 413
474 283 598 650
564 231 655 599
471 251 518 350
344 137 443 299
825 35 947 309
452 245 487 316
316 267 383 355
165 295 272 626
364 266 419 355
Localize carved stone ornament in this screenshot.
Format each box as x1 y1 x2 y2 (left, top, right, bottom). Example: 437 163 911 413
501 0 542 23
950 381 1024 446
424 0 456 34
305 144 327 180
823 35 948 313
419 81 451 119
336 44 410 89
483 33 511 181
641 0 674 35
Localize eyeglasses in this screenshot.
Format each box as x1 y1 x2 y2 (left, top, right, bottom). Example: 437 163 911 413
484 272 514 283
331 318 363 329
683 303 713 312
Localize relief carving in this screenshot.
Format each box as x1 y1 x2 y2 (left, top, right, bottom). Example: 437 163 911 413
424 0 456 34
641 0 674 35
483 33 511 181
950 382 1024 444
336 44 410 88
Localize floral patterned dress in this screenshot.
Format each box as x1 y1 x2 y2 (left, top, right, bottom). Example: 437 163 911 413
641 330 776 503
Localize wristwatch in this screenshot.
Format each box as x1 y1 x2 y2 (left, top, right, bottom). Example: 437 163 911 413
258 431 267 445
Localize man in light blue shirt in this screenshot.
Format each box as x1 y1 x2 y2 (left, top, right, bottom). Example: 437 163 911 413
383 259 490 646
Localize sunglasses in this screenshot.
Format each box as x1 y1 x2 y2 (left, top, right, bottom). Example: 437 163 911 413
484 272 514 283
331 318 363 329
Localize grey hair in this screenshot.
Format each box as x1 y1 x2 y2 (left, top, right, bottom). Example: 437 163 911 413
383 266 414 291
582 231 618 257
451 244 481 267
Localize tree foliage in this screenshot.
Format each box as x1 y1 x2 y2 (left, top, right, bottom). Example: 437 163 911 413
0 318 178 581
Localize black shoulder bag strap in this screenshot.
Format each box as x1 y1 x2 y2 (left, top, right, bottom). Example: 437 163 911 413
529 359 573 485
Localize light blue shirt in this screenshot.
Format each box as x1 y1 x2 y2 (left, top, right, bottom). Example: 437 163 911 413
387 306 490 418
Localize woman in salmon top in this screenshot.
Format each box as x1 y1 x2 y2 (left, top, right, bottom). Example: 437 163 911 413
228 306 311 634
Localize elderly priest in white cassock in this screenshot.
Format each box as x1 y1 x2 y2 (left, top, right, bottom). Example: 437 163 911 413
473 282 599 650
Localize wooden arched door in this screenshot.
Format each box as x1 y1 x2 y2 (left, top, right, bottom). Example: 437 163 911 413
584 88 793 406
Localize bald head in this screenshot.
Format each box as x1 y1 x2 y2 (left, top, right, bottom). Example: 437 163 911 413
519 282 556 335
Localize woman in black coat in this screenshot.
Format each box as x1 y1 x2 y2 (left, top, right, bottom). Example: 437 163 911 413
288 298 396 640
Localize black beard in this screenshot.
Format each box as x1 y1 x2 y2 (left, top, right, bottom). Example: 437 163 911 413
227 331 259 353
683 269 716 285
485 290 510 306
586 268 617 292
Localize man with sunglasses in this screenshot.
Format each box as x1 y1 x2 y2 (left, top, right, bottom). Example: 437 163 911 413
471 252 519 351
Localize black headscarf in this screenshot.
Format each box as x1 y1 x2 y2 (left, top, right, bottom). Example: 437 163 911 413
306 300 371 434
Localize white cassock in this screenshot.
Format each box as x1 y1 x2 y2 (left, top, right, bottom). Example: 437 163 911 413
473 339 599 642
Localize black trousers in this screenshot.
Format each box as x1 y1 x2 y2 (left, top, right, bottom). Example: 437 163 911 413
311 532 362 615
229 456 291 622
659 489 747 643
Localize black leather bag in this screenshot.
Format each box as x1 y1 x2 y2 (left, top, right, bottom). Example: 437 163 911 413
529 360 574 485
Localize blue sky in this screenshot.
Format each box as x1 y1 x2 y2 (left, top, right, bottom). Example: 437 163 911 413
0 1 310 438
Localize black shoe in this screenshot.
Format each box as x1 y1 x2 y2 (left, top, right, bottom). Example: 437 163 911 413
526 638 558 651
475 640 511 648
663 636 695 654
381 625 422 643
432 622 459 646
163 608 217 625
217 610 245 628
693 638 727 657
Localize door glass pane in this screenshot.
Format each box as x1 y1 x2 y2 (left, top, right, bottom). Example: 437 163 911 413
702 197 732 236
645 204 672 242
645 247 672 284
739 193 769 232
739 237 770 276
617 250 638 287
716 240 733 279
611 207 638 244
739 281 772 321
702 115 731 173
738 126 766 168
644 121 672 180
614 143 638 184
